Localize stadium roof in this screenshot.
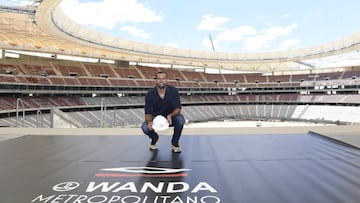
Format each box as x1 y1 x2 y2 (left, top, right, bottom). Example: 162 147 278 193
1 0 360 73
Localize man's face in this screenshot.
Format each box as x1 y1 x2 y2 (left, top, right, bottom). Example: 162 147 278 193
156 73 167 89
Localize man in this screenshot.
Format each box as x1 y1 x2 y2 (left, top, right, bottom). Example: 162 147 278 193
141 71 185 153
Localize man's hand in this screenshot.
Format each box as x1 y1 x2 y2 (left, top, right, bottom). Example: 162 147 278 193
145 114 154 130
167 115 172 126
148 121 154 130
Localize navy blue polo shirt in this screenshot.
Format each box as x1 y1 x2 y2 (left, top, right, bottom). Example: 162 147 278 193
145 84 181 117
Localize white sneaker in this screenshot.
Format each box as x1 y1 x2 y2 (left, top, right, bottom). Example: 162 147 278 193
172 144 181 153
149 138 159 150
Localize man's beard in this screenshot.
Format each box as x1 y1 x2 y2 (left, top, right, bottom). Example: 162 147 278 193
157 83 166 89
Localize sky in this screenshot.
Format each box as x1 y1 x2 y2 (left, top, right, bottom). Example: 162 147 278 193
55 0 360 53
2 0 360 68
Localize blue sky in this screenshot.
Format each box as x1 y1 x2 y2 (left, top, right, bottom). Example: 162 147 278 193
54 0 360 53
2 0 360 52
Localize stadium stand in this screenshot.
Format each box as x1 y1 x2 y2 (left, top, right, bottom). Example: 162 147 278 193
1 2 360 128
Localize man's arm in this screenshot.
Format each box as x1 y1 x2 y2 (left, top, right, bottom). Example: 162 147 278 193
167 108 181 125
145 114 153 130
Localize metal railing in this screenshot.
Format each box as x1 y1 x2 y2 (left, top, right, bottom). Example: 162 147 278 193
16 98 25 127
100 98 106 128
36 109 44 127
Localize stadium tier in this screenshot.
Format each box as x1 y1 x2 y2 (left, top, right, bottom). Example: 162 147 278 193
1 59 360 88
1 1 360 128
1 60 360 128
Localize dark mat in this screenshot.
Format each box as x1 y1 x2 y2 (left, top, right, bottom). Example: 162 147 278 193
0 133 360 203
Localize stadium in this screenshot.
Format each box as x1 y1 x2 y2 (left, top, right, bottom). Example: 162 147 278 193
0 1 360 203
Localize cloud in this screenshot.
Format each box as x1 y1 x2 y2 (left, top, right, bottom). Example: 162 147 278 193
243 34 275 51
120 26 150 39
279 38 300 50
200 21 298 51
216 25 257 42
197 14 230 31
265 23 298 36
281 14 290 18
60 0 162 29
241 23 298 51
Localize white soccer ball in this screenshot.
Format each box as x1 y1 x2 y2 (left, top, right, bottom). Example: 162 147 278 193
152 115 169 131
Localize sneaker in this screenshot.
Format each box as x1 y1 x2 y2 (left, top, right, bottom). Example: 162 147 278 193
149 137 159 150
172 143 181 153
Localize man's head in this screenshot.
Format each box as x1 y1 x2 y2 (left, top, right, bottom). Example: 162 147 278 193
156 71 167 89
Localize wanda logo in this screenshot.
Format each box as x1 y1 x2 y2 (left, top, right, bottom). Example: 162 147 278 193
52 182 80 192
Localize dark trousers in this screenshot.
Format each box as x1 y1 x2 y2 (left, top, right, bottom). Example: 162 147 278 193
141 114 185 144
